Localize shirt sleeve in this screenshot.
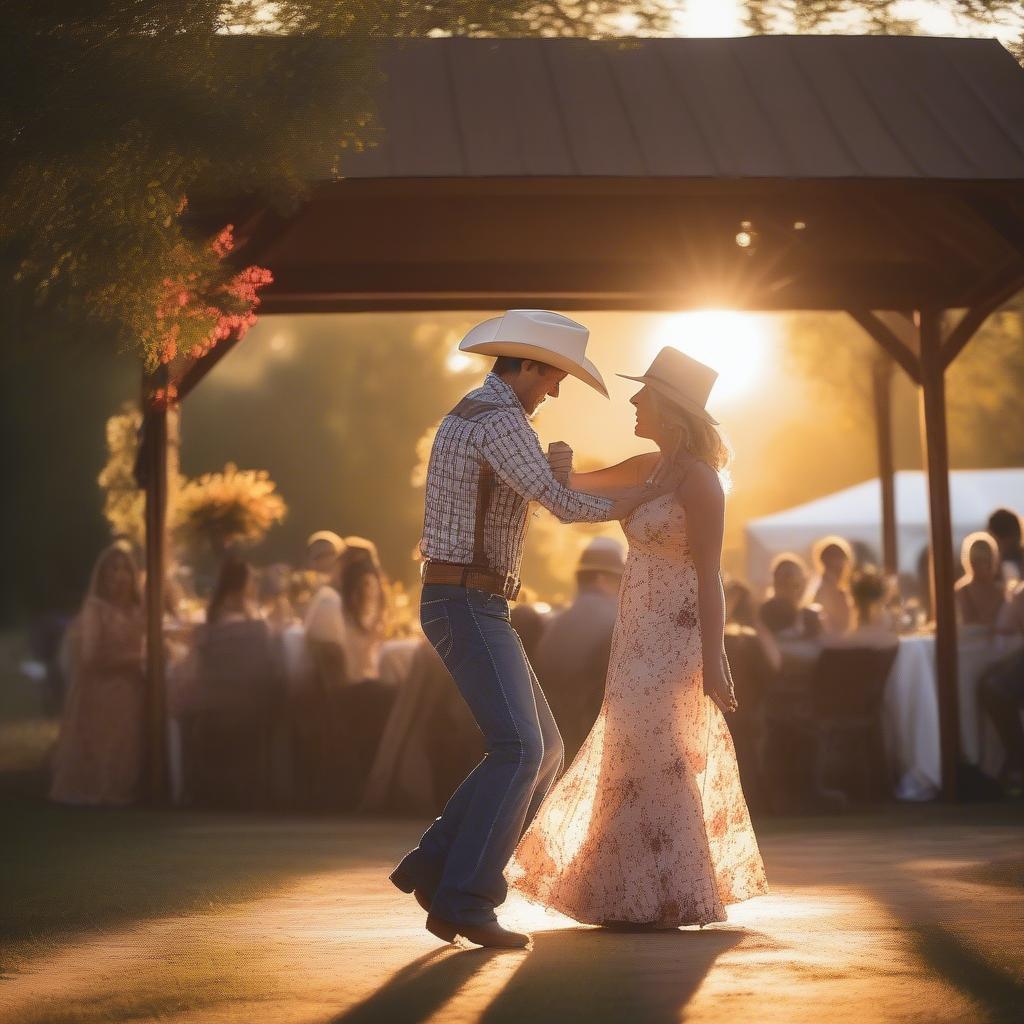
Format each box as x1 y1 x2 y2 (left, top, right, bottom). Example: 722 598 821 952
478 410 615 524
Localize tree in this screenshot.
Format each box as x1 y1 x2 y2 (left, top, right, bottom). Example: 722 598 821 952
0 2 674 369
783 299 1024 470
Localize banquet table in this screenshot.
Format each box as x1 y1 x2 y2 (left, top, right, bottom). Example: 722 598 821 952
883 630 1022 800
777 630 1022 801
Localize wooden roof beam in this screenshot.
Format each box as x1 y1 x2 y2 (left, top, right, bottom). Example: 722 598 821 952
941 266 1024 369
847 309 921 383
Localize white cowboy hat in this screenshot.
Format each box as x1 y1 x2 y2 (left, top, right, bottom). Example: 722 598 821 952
619 346 719 425
459 309 609 398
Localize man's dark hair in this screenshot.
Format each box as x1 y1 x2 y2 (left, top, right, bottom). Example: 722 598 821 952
987 507 1022 544
493 356 525 376
493 355 557 377
850 567 886 612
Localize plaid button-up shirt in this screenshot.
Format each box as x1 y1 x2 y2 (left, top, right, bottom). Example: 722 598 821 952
420 373 615 580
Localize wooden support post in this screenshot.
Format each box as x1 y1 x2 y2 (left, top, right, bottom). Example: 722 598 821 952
871 355 898 575
917 310 960 802
140 366 170 805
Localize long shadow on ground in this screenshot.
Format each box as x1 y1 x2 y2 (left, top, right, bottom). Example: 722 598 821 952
332 927 741 1024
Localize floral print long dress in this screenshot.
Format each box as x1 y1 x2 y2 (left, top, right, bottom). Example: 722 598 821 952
509 492 768 926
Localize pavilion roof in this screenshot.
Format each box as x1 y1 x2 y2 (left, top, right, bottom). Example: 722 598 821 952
344 36 1024 181
217 36 1024 313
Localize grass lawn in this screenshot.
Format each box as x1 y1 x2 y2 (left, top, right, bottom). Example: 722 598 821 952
0 798 380 973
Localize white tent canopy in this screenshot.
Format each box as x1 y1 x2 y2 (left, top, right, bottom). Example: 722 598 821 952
745 469 1024 586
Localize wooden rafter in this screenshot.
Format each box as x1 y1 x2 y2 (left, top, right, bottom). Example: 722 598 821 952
175 332 245 403
846 310 921 383
941 267 1024 369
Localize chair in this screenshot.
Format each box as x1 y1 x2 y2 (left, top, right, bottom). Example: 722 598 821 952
808 645 899 805
184 619 284 809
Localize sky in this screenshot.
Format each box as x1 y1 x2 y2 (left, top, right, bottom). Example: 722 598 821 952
664 0 1023 46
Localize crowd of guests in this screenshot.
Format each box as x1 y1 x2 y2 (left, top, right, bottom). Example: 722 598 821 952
46 530 401 810
723 508 1024 805
42 506 1024 814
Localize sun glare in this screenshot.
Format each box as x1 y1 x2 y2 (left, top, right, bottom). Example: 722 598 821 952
673 0 745 36
446 349 473 374
647 311 771 404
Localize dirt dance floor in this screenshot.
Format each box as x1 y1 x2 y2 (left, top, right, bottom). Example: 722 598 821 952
1 803 1022 1024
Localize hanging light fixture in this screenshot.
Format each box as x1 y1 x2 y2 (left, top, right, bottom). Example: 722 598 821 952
735 220 758 253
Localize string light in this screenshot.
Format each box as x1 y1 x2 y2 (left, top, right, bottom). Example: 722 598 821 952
735 220 757 252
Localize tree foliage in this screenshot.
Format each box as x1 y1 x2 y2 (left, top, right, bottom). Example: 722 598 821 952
0 1 673 368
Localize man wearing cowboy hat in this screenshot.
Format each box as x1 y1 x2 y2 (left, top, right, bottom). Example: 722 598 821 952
390 310 666 948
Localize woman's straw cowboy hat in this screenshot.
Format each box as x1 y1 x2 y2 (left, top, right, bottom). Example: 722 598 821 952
619 346 719 425
459 309 609 398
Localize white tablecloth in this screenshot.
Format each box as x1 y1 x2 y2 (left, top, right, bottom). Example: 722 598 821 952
883 636 943 800
883 632 1021 800
280 625 419 689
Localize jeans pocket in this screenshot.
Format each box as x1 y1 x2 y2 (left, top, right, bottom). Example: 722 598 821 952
421 611 454 663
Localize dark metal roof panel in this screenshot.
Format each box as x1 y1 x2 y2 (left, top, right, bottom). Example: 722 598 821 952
340 35 1024 181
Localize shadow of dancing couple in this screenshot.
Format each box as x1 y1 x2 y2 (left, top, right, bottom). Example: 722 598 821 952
332 926 743 1024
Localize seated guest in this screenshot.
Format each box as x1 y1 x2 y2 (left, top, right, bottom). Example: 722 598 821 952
535 537 624 765
338 537 390 682
980 584 1024 795
727 577 781 672
724 577 779 812
954 532 1006 628
296 538 394 809
987 507 1023 590
811 536 855 636
307 530 346 581
259 562 296 633
824 568 899 650
184 556 284 808
294 549 350 809
759 554 823 642
302 550 347 685
293 532 346 622
996 582 1024 647
50 541 145 806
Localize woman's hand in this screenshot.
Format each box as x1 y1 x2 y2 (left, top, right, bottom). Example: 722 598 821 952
704 651 738 714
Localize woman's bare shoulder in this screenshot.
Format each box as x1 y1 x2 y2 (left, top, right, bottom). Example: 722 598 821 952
632 451 662 476
677 459 723 505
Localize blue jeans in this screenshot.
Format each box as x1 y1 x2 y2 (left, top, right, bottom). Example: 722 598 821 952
392 584 564 925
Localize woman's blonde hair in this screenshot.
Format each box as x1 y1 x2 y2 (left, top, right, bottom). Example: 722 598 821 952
648 388 732 491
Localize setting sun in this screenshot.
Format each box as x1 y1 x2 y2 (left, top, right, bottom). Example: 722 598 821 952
647 311 771 404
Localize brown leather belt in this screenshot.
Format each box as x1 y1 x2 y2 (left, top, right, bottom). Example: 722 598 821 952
421 560 521 600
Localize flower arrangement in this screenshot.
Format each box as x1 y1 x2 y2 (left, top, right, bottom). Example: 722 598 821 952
175 462 287 556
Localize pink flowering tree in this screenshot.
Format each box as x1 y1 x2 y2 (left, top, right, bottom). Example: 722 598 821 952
144 211 273 408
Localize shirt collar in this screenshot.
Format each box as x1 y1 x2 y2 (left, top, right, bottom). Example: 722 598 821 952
483 372 523 409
